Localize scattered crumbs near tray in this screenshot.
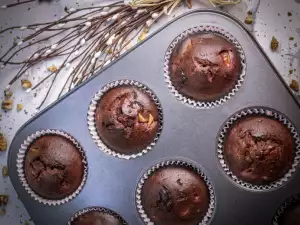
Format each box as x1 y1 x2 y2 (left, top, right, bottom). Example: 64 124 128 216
245 11 253 25
289 36 295 41
0 195 9 206
271 36 279 51
1 99 13 111
47 65 58 73
2 166 8 177
288 12 292 16
17 104 23 112
21 80 32 90
0 209 6 216
290 79 299 92
0 133 7 152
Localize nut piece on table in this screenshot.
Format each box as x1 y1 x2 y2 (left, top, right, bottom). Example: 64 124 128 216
0 195 8 206
47 65 58 72
245 11 253 24
17 104 23 111
0 209 6 216
290 79 299 92
270 36 279 51
1 99 13 111
0 133 8 151
2 166 8 177
21 79 32 90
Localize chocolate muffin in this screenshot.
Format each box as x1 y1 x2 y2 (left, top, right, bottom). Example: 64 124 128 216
24 134 84 199
278 200 300 225
95 85 160 155
224 116 294 185
169 33 241 101
141 166 210 225
71 210 125 225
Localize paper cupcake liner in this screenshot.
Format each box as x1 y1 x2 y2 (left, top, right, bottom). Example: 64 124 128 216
164 25 246 109
68 206 128 225
217 107 300 191
272 194 300 225
87 79 163 160
16 129 88 206
136 160 215 225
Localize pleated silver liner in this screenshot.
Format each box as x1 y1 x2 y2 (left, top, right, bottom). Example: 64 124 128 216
164 25 246 109
68 207 128 225
16 129 88 205
87 80 163 160
272 194 300 225
217 107 300 191
136 160 215 225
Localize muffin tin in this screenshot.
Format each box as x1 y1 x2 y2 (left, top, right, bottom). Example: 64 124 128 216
7 10 300 225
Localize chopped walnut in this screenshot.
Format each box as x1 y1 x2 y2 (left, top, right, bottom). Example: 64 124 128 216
1 99 13 111
2 166 8 177
0 133 7 151
290 79 299 92
17 104 23 111
270 36 279 51
47 65 58 72
21 79 32 89
0 195 8 206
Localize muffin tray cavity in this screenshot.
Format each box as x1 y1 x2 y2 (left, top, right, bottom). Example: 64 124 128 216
7 10 300 225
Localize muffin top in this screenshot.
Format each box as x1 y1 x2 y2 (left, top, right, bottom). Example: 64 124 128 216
95 86 159 154
24 134 84 199
224 116 294 185
141 166 210 225
71 210 125 225
169 33 241 101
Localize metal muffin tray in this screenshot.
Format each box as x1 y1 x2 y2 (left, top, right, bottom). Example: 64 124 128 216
8 10 300 225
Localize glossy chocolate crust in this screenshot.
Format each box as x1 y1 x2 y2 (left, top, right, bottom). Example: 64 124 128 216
141 166 210 225
224 116 294 185
71 210 124 225
169 33 241 101
95 86 159 154
24 134 84 199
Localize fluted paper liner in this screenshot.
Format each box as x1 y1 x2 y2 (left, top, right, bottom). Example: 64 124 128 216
68 207 128 225
87 80 163 160
217 107 300 191
17 129 88 205
164 25 246 108
272 194 300 225
136 160 215 225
